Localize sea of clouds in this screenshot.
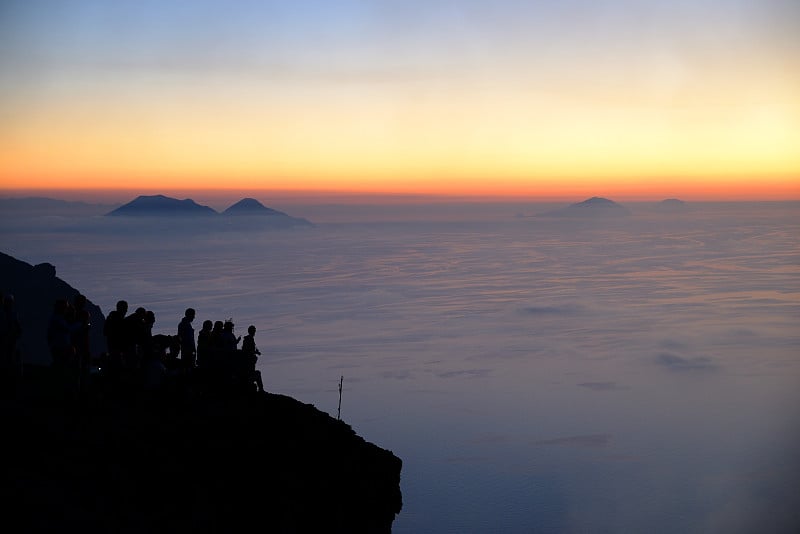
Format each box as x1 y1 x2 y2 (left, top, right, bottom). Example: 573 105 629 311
1 201 798 533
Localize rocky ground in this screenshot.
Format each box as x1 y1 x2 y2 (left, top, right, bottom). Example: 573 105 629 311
1 365 403 533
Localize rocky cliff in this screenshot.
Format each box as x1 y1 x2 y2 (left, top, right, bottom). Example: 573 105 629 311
0 251 106 366
0 251 402 533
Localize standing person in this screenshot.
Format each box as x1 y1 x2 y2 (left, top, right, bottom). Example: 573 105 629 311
141 310 156 361
47 299 74 368
177 308 196 369
220 321 241 386
241 325 265 393
208 320 225 373
104 300 128 362
220 321 240 352
123 307 147 369
241 325 260 359
71 308 91 372
210 321 224 349
71 293 90 370
196 319 213 369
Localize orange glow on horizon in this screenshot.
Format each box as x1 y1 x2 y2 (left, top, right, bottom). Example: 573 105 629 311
2 0 798 204
2 172 798 203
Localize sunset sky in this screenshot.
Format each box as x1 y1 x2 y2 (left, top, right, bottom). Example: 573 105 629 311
1 0 798 201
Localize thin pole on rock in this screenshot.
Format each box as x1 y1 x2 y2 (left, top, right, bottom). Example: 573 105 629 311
337 375 344 421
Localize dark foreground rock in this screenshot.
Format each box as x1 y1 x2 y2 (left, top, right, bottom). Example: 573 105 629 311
0 251 106 366
1 366 403 533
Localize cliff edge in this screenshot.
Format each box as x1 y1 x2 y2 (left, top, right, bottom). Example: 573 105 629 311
1 369 403 533
0 251 402 533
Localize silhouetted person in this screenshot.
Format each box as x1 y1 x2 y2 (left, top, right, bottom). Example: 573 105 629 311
203 320 225 375
178 308 196 369
70 293 89 361
140 310 156 360
145 310 156 337
48 299 84 398
47 299 75 368
220 321 240 352
71 308 91 371
104 300 128 363
143 333 172 391
196 319 213 369
165 336 182 372
241 325 265 393
123 307 148 368
221 321 243 391
210 320 224 349
73 293 87 315
241 325 260 358
142 347 166 390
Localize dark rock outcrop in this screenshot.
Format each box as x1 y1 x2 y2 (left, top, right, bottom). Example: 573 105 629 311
0 251 106 365
0 252 402 532
1 367 402 533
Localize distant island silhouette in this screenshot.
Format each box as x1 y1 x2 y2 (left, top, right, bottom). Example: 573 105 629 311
107 194 218 216
223 197 290 216
106 194 312 228
1 251 400 532
654 198 690 213
539 196 631 217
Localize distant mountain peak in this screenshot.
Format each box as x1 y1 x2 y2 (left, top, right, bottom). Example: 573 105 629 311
655 198 690 212
106 195 218 216
540 196 630 217
579 197 618 207
104 194 312 227
222 198 285 216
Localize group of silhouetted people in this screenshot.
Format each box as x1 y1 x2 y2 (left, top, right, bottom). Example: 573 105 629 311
193 311 265 394
39 296 265 396
101 299 158 371
99 300 264 394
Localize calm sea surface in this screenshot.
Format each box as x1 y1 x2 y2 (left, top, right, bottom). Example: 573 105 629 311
2 202 799 533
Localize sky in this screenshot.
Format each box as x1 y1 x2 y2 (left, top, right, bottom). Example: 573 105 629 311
1 0 798 201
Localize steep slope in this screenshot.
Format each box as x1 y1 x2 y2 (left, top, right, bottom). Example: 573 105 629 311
0 251 402 532
2 369 403 533
0 251 106 365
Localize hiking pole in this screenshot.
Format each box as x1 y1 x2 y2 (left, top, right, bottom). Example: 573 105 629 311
337 375 344 421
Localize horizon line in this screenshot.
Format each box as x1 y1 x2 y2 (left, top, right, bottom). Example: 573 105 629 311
2 186 799 205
